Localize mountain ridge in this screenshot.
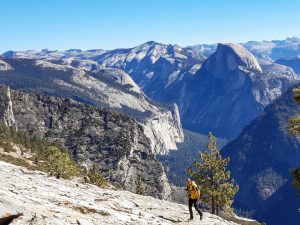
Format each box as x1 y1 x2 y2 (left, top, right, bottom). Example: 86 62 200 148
0 57 184 155
222 87 300 225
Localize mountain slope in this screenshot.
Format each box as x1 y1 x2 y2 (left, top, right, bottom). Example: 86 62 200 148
2 42 206 101
173 43 298 138
95 41 206 98
0 57 184 154
222 87 300 225
95 42 298 139
0 85 172 199
0 161 241 225
276 57 300 74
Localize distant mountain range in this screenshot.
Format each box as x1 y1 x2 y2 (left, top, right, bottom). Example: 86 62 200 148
188 37 300 61
3 38 299 139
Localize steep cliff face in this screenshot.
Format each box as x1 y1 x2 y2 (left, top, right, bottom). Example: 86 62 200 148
0 85 172 199
222 87 300 225
203 43 263 78
143 103 183 154
0 58 184 155
0 86 15 127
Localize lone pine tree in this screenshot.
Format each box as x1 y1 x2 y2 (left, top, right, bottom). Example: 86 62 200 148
188 132 239 215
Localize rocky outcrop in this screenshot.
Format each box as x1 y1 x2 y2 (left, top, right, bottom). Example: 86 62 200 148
0 85 172 199
143 103 183 155
202 43 262 78
0 161 239 225
0 59 13 71
222 87 300 225
223 214 261 225
0 86 15 127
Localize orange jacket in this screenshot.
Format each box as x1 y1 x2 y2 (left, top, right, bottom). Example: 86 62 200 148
187 181 200 200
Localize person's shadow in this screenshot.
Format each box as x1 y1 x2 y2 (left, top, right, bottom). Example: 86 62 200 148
158 215 185 223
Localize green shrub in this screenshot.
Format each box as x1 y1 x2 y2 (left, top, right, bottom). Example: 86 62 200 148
41 146 79 179
85 164 106 188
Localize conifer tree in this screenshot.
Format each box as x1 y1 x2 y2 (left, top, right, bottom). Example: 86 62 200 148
188 132 239 215
291 168 300 195
86 164 106 187
135 173 145 195
289 87 300 195
289 87 300 135
42 146 78 179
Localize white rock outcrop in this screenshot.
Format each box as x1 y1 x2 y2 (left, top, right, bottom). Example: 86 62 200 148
0 161 238 225
0 86 16 127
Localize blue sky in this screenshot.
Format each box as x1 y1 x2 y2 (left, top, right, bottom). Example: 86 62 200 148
0 0 299 53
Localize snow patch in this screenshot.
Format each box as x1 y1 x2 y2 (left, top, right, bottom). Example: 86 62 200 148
0 59 13 71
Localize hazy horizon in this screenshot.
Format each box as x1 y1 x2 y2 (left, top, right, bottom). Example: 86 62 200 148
1 36 299 54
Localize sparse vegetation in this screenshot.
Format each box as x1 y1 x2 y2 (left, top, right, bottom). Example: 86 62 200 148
291 167 300 195
41 146 79 179
0 122 106 186
135 174 145 195
288 87 300 135
84 163 107 187
288 87 300 196
0 153 36 170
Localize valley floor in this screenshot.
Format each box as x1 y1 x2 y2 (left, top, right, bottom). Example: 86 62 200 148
0 161 238 225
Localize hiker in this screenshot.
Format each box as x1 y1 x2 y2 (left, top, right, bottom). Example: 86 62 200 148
186 178 203 221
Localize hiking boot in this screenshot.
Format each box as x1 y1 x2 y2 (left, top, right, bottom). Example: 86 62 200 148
200 214 203 220
188 217 193 221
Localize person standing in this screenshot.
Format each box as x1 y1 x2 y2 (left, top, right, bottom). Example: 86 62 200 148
186 178 203 221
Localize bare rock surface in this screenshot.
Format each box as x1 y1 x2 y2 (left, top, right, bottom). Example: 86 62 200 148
0 161 239 225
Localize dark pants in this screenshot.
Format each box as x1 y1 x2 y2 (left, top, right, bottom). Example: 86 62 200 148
188 198 203 219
